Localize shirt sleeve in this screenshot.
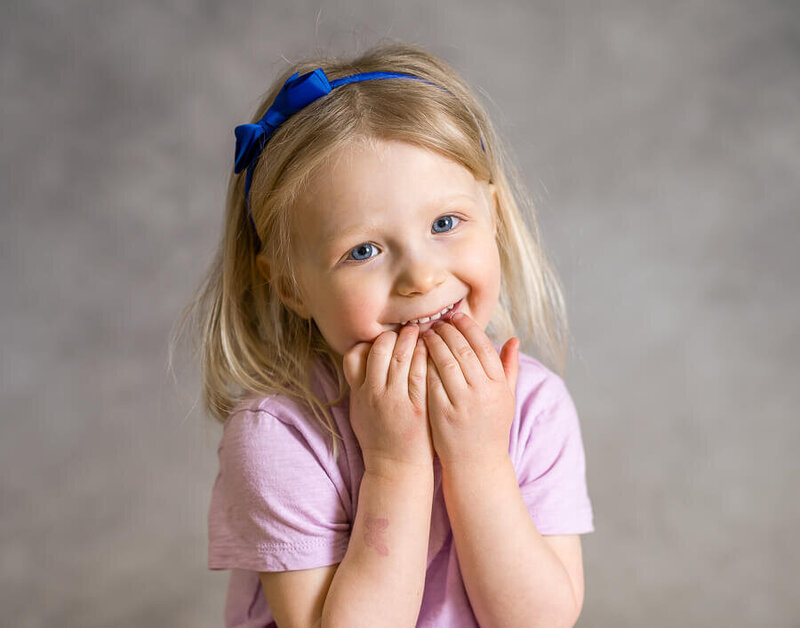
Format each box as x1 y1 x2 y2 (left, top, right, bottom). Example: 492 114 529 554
516 371 595 535
208 405 351 572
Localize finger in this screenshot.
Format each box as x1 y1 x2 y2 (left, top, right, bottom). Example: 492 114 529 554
387 324 420 389
365 331 398 390
428 320 486 387
422 330 465 401
501 337 521 393
343 342 371 389
426 354 454 407
408 337 427 408
448 312 506 381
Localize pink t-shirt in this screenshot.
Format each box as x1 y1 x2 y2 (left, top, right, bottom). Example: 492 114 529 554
208 347 594 627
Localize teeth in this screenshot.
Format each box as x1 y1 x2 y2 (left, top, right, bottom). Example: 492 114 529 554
402 302 456 325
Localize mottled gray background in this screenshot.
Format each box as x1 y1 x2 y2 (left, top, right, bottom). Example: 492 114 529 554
2 1 798 626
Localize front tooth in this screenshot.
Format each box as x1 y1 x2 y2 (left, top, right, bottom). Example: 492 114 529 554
406 302 457 325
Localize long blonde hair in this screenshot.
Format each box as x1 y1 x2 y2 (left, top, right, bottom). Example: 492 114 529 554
170 40 570 459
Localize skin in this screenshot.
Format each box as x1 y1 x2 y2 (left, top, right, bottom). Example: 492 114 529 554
260 138 503 356
363 516 390 557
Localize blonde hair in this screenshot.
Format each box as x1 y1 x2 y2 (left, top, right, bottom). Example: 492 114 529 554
170 40 570 459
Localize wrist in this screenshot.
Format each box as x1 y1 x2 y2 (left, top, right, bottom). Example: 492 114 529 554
363 456 434 485
439 451 512 476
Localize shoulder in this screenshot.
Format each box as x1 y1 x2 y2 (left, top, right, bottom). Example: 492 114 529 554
505 347 587 461
513 349 573 418
223 394 308 446
222 359 348 448
219 390 345 472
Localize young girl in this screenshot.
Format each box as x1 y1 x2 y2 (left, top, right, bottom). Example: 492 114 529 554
183 41 594 627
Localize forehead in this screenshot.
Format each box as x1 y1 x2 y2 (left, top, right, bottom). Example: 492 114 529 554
294 140 489 247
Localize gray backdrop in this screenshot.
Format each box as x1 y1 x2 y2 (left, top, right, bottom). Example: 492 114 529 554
2 1 798 626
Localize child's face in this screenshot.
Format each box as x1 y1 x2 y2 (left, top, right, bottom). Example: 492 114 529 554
282 139 501 358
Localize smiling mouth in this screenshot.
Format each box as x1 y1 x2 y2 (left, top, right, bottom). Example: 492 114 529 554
399 298 464 328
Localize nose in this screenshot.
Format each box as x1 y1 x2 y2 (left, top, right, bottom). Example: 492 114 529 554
395 254 446 297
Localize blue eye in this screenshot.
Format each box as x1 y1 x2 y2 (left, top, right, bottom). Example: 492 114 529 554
432 215 460 233
348 242 379 262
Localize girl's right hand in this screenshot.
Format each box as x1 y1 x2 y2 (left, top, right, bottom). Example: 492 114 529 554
343 325 434 478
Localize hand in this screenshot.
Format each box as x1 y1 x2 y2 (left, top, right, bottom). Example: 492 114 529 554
343 325 435 478
422 312 520 469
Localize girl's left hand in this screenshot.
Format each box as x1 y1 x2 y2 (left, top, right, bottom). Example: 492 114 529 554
422 312 520 469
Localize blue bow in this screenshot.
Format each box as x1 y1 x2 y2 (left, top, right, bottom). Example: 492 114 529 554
234 68 333 174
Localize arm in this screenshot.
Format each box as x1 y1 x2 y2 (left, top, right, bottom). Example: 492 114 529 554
320 465 434 627
441 456 581 628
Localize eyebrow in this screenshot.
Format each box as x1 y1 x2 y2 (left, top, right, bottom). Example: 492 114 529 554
321 193 478 247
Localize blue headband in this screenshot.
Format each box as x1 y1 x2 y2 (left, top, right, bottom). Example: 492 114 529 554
233 67 485 251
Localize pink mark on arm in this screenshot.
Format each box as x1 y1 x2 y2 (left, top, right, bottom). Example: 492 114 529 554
364 516 390 557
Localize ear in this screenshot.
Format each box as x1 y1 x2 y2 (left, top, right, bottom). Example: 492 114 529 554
256 255 312 320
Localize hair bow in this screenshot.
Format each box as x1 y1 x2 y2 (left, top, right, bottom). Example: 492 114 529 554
234 68 333 174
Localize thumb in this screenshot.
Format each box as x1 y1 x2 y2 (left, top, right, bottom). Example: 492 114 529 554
500 337 520 394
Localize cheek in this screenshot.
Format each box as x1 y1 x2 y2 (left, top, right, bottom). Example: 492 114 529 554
308 293 374 357
458 237 502 316
486 241 502 292
459 236 501 286
323 277 382 327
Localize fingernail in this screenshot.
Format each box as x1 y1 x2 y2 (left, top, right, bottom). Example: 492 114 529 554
452 312 464 321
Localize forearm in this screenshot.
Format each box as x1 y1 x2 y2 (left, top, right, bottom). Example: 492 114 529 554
321 466 434 627
441 456 577 628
